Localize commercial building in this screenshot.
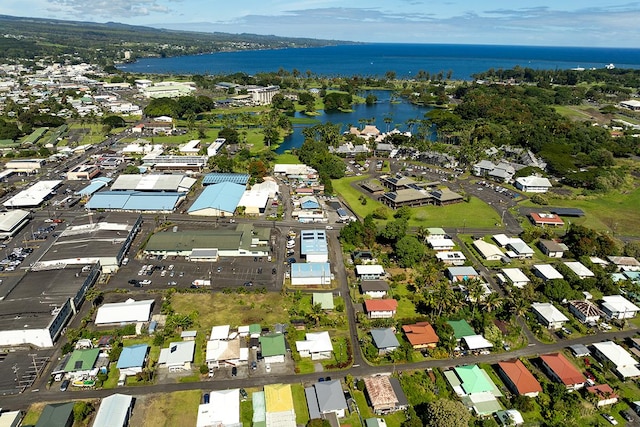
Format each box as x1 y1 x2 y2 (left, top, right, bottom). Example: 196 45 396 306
290 262 332 286
95 299 155 325
0 209 30 239
515 176 552 193
3 180 62 208
111 174 196 193
300 229 329 263
92 394 134 427
4 158 45 174
143 155 208 172
33 212 142 274
0 263 99 348
66 163 100 180
144 225 270 258
202 173 249 186
188 182 246 217
86 191 186 212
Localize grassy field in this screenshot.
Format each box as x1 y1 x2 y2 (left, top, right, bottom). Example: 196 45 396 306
292 383 310 424
520 187 640 237
172 292 293 330
332 175 501 228
131 390 201 427
275 152 300 164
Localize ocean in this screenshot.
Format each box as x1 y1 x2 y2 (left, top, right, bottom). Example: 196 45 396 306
118 43 640 80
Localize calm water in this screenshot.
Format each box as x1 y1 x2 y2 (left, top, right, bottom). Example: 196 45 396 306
276 90 432 153
118 43 640 80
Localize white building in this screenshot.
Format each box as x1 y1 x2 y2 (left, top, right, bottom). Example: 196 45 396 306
532 264 563 281
592 341 640 379
600 295 640 320
473 240 503 261
3 180 61 208
501 268 530 288
436 251 467 266
515 176 552 193
356 265 385 280
197 389 241 427
295 331 334 360
94 299 154 325
563 261 595 279
158 341 196 371
569 300 604 324
427 238 455 251
531 302 569 330
93 394 134 427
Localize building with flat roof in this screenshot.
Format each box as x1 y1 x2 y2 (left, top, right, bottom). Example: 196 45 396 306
0 263 99 348
0 209 30 239
86 191 185 212
143 154 208 172
188 182 246 217
202 172 249 186
33 212 142 274
300 229 328 263
95 299 155 325
4 158 45 174
290 262 332 286
76 177 112 197
144 225 270 258
66 163 100 181
111 174 196 192
3 180 61 208
515 176 552 193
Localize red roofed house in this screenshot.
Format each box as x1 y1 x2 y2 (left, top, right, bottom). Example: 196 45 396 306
364 299 398 319
402 322 439 350
497 359 542 397
540 353 586 390
586 384 618 407
529 212 564 227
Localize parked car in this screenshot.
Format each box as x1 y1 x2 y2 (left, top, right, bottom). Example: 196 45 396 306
208 367 214 378
203 393 210 404
128 279 139 285
231 367 237 377
60 379 70 392
265 364 271 373
240 388 248 399
602 414 618 425
140 279 152 286
251 361 257 370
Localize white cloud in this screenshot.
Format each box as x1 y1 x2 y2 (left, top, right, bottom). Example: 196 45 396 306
47 0 173 18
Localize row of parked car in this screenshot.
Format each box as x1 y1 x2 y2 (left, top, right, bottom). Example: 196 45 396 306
0 247 33 271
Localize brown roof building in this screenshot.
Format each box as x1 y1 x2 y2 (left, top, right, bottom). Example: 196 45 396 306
363 375 409 415
540 353 586 390
402 322 439 349
497 359 542 397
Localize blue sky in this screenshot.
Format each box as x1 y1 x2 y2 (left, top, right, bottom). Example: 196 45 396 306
2 0 640 47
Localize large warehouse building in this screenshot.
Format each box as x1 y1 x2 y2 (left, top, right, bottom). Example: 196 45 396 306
0 263 100 348
144 224 270 259
31 213 142 274
0 209 31 239
188 182 246 217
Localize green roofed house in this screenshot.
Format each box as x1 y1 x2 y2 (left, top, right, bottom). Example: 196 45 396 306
447 320 476 341
35 402 75 427
64 348 100 377
312 292 334 310
259 334 287 364
249 323 262 337
444 365 503 416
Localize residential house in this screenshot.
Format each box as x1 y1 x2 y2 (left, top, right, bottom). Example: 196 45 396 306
473 240 504 261
501 268 530 289
427 227 447 239
447 266 480 282
64 348 100 379
496 410 525 427
265 384 296 427
564 262 595 279
356 265 385 280
540 353 585 390
591 341 640 379
205 338 246 369
360 280 390 299
196 389 240 427
116 344 148 376
427 237 455 252
402 322 439 350
363 375 409 415
364 299 398 319
531 302 569 330
505 240 534 259
295 331 333 360
537 239 567 258
305 380 348 419
447 319 476 341
607 256 640 271
259 334 287 364
158 341 195 372
436 251 467 265
600 295 640 320
497 359 542 397
569 300 604 324
586 384 618 407
531 264 563 281
371 328 400 355
443 365 503 416
353 250 376 264
462 335 494 353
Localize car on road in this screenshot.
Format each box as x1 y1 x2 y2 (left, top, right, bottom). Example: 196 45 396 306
168 281 177 286
272 268 277 275
60 379 70 392
140 279 152 286
251 361 257 370
621 411 633 422
265 364 271 373
217 267 222 273
287 257 296 264
325 225 333 230
231 367 237 377
602 414 618 425
243 281 253 287
208 367 214 378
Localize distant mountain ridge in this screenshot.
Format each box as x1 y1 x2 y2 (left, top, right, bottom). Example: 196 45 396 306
0 14 352 64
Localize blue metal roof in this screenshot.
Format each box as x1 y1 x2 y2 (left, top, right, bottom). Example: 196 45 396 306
188 182 245 214
300 229 328 256
116 344 148 369
202 173 249 186
291 262 331 278
76 177 112 196
86 191 184 211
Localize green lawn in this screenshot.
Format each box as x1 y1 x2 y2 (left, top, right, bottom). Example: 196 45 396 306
520 187 640 237
292 383 310 424
275 152 300 164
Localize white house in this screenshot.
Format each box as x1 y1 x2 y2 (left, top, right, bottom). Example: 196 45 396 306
600 295 640 320
158 341 195 372
427 237 455 252
196 389 240 427
436 251 467 265
295 331 333 360
563 262 595 279
531 302 569 330
531 264 563 281
356 264 385 280
501 268 530 289
591 341 640 379
515 176 552 193
473 240 503 261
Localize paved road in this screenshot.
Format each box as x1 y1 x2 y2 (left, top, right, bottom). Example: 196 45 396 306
3 327 637 409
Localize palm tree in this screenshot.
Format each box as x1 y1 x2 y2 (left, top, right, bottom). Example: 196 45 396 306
383 115 393 133
482 292 503 313
416 226 431 244
466 279 485 315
